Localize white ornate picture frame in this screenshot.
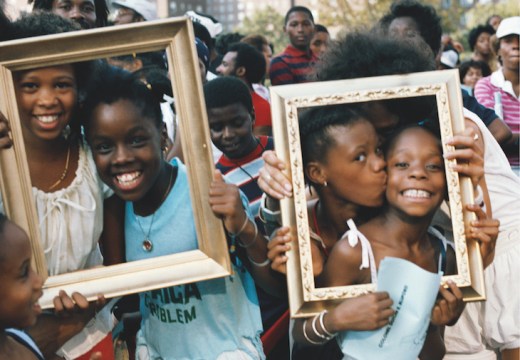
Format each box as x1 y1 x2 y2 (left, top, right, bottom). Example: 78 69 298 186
0 18 232 308
270 70 485 318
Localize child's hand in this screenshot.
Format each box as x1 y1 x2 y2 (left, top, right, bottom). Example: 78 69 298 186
431 280 465 326
326 292 395 332
0 111 13 149
444 127 484 190
465 203 499 268
209 170 246 234
53 290 106 318
258 150 293 199
267 227 292 274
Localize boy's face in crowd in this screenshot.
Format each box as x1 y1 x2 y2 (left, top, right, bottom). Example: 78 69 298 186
310 31 330 57
52 0 97 29
284 11 315 51
207 102 257 159
385 127 446 219
0 221 43 329
216 51 237 77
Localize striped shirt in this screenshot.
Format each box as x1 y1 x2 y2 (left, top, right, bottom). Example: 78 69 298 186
216 136 274 228
216 136 286 329
269 45 317 86
475 71 520 166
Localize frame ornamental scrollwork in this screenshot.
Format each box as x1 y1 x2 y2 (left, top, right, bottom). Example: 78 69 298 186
270 70 484 318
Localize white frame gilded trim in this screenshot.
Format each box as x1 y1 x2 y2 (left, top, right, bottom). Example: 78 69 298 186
270 70 485 318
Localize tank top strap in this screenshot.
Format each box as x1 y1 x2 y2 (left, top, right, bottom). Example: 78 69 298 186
341 219 378 285
427 226 448 274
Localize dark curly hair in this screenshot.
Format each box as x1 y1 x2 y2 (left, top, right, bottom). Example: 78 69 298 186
379 0 442 56
468 24 495 51
82 65 163 139
215 32 244 56
32 0 108 27
10 12 96 93
10 10 81 38
227 42 266 85
313 31 435 81
299 104 365 168
458 60 491 83
241 34 270 55
312 31 438 131
314 24 329 34
284 6 314 25
203 76 253 114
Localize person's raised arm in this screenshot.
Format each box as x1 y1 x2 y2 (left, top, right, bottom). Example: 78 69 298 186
209 170 285 297
292 293 394 347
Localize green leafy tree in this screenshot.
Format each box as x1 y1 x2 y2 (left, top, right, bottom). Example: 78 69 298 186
316 0 393 31
235 6 286 54
465 0 519 28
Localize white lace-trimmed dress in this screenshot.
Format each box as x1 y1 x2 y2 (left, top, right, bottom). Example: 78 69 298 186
0 142 112 274
34 142 112 276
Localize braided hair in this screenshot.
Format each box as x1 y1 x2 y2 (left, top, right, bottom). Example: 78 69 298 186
299 104 366 184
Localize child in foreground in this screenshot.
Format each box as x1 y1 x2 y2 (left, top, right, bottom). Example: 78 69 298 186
0 213 44 360
83 66 268 359
0 213 104 360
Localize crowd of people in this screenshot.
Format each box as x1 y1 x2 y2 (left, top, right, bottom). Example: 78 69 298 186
0 0 518 359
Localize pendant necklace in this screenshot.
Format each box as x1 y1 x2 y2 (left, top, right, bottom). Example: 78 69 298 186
135 166 174 252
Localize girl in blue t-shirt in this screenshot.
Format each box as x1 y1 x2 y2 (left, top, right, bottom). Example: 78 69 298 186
82 65 270 359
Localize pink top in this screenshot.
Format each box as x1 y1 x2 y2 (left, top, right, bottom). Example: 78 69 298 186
474 71 519 166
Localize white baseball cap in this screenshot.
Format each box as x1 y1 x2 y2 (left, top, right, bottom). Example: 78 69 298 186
496 16 520 39
185 10 222 38
113 0 157 21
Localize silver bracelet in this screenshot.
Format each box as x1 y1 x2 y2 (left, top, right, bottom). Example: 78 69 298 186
303 318 325 345
237 219 258 248
318 310 337 338
231 215 249 237
312 313 329 340
247 256 271 267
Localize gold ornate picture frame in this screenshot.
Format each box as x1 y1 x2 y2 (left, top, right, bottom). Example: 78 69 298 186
270 70 485 318
0 18 232 308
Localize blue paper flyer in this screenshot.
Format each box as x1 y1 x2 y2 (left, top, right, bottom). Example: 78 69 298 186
338 257 442 360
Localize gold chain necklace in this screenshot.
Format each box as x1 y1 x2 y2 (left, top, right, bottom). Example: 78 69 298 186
48 145 71 191
136 165 174 252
